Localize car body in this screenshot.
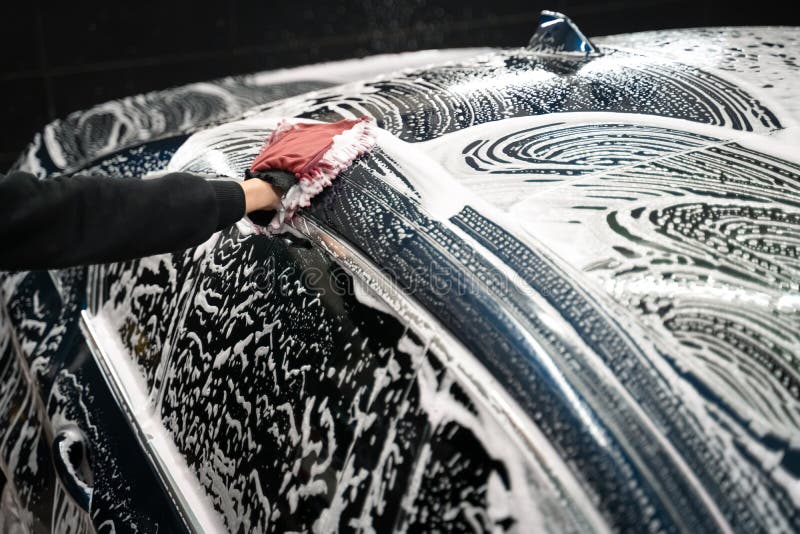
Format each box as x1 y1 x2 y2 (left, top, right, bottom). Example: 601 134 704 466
1 12 799 533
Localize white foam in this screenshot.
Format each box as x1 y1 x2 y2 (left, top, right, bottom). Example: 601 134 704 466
81 310 226 533
250 49 490 86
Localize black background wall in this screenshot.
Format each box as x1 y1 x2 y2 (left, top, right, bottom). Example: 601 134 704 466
2 0 797 172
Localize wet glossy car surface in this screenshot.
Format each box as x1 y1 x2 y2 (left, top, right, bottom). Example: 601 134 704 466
1 13 799 533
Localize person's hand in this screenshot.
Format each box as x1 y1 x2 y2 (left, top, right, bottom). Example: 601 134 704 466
240 179 282 213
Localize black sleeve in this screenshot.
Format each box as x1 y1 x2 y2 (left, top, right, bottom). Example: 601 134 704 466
0 171 245 271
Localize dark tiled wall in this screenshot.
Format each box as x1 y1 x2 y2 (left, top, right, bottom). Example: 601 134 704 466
1 0 796 171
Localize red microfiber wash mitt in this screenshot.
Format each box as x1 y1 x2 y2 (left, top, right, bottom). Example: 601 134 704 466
247 116 376 230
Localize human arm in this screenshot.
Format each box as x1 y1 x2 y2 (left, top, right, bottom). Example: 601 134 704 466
0 170 280 270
